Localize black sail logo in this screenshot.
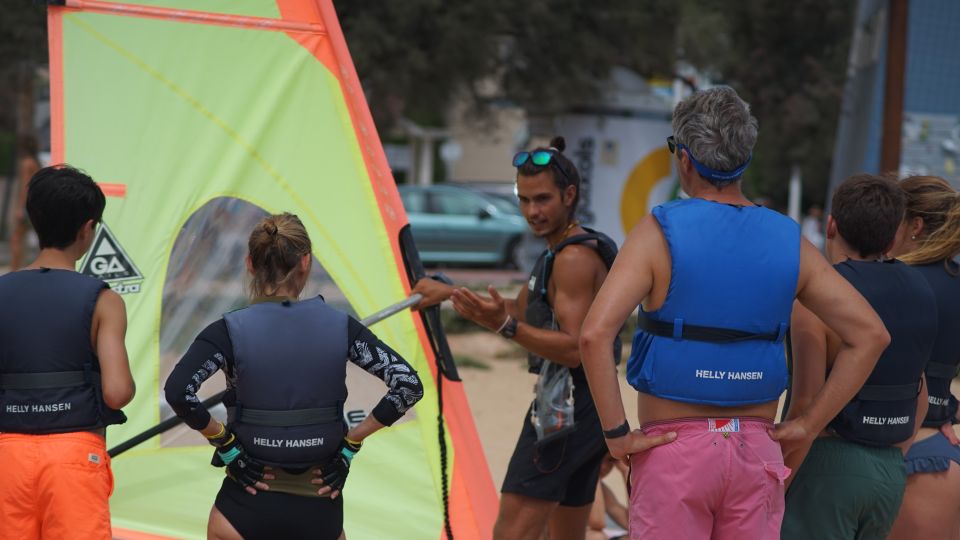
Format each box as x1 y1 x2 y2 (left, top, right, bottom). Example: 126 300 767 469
80 224 144 294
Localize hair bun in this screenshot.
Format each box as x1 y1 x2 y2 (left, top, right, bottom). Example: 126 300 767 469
263 221 278 236
549 136 566 153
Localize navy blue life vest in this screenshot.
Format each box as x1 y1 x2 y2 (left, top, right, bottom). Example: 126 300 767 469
525 228 621 374
913 260 960 427
626 198 800 406
224 297 348 467
828 259 938 446
0 269 127 434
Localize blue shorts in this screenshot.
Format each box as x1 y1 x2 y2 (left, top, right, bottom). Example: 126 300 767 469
904 431 960 475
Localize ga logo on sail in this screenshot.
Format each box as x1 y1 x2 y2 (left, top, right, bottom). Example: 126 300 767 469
79 224 144 294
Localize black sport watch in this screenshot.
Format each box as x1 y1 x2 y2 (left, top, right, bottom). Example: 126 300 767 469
498 316 518 339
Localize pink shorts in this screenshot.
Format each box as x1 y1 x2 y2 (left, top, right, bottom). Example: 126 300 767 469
629 418 790 540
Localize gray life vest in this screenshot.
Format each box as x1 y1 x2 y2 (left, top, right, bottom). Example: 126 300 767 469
828 259 938 446
224 297 348 467
0 269 127 434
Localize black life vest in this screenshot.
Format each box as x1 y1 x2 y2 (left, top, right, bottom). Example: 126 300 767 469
224 296 348 467
913 260 960 427
525 227 621 374
828 259 938 446
0 269 127 434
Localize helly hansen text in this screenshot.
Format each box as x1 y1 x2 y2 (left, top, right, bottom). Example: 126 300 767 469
695 370 763 381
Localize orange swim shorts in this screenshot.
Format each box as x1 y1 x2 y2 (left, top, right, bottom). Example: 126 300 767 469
0 431 114 540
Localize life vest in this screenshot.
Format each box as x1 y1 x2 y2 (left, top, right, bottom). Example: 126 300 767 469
913 261 960 427
828 259 938 445
0 269 127 434
224 296 348 467
626 198 799 406
525 227 621 373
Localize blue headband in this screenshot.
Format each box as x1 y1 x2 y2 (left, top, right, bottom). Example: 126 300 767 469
678 143 752 182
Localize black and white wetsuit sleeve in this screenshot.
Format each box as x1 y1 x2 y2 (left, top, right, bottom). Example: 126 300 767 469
346 316 424 426
163 319 233 431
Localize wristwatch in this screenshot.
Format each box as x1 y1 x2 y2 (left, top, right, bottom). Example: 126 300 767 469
498 316 519 339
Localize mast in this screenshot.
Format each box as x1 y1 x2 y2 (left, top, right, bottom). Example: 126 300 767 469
879 0 908 174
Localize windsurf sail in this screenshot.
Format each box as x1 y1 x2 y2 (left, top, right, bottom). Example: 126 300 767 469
47 1 497 537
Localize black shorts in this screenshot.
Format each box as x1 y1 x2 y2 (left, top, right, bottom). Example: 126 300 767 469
501 401 607 507
215 476 343 539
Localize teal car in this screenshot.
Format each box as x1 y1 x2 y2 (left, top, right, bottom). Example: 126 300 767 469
399 184 527 267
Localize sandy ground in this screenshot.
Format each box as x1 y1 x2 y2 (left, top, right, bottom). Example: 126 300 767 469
449 331 633 503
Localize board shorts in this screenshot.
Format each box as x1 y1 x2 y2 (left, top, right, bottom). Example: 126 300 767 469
629 417 789 540
782 437 906 540
904 430 960 475
0 431 114 540
501 400 607 507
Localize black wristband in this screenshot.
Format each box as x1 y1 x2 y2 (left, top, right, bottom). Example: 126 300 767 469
603 420 630 439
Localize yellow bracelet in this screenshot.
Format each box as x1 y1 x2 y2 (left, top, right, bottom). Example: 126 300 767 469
345 436 363 447
204 422 226 440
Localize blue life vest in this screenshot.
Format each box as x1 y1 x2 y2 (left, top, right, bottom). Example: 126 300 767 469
0 269 127 434
913 260 960 427
224 297 348 467
828 259 937 446
626 198 800 406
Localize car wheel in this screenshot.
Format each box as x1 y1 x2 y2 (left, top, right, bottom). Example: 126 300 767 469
503 236 524 270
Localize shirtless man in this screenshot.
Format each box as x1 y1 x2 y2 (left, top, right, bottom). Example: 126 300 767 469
579 87 888 539
414 137 673 540
0 165 135 540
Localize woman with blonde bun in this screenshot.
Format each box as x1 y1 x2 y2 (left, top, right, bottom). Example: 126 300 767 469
888 177 960 540
164 213 424 540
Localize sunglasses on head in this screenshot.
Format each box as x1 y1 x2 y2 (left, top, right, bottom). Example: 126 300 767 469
667 135 679 154
512 150 572 184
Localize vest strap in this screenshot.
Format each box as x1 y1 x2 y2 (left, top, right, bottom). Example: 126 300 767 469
856 382 920 402
0 370 87 390
237 406 341 427
638 314 784 343
927 361 957 380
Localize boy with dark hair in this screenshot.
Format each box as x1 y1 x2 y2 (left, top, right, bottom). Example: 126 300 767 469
781 173 937 539
0 165 135 540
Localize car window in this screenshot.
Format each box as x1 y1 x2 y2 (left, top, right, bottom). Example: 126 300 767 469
488 194 520 216
430 191 485 216
400 190 427 213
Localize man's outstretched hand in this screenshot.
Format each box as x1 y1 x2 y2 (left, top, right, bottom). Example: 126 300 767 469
411 278 454 311
451 286 507 331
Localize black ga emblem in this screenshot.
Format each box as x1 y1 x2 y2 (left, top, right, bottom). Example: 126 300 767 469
79 224 144 294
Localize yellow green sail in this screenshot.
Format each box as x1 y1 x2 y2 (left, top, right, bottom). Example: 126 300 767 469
48 1 497 538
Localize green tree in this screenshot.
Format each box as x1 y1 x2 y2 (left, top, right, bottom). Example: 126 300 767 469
679 0 855 208
0 1 47 138
336 0 679 129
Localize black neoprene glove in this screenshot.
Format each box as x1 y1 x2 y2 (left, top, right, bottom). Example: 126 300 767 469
207 425 267 491
319 437 363 495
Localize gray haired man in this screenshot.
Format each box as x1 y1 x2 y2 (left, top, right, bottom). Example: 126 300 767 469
579 86 887 539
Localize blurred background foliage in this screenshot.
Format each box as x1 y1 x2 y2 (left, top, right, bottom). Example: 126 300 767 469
1 1 856 208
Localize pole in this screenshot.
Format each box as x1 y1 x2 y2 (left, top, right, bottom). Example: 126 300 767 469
788 165 802 222
880 0 908 174
108 293 424 457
